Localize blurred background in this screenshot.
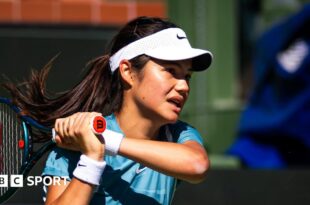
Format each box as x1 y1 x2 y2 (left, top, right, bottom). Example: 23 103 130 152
1 0 310 204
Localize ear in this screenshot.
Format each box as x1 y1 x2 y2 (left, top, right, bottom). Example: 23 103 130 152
119 59 135 86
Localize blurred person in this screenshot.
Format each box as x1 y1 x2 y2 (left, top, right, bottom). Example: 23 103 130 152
228 4 310 168
3 16 213 204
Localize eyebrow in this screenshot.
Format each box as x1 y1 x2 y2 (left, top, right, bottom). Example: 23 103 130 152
160 60 192 72
165 61 181 67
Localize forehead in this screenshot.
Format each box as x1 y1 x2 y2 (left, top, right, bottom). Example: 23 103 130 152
150 58 192 71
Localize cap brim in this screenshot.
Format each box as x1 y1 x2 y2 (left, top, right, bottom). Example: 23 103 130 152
146 47 213 71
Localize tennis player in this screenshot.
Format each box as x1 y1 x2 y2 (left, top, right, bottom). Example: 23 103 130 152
5 16 213 205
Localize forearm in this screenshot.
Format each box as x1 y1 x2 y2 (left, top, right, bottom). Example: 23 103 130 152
118 138 209 183
45 178 94 205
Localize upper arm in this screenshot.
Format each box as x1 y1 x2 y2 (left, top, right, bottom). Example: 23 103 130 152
171 122 209 182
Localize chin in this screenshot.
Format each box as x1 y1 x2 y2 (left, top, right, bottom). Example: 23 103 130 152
164 113 179 124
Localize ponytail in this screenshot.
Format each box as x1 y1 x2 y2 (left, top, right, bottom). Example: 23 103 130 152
2 55 122 142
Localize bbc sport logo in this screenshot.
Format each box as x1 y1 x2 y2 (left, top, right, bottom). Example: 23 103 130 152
0 175 69 187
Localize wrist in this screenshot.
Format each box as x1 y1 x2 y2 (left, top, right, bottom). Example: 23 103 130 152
83 150 105 161
82 141 105 161
73 154 106 185
101 129 123 156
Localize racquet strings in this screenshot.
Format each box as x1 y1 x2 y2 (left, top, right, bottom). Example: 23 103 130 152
0 103 24 195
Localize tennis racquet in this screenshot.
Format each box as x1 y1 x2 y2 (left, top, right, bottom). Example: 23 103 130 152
0 97 106 203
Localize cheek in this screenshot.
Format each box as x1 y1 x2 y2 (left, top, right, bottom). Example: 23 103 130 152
141 82 165 102
138 76 169 103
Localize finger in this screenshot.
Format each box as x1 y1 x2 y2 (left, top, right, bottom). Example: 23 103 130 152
61 118 73 144
55 118 65 137
80 113 92 134
63 117 71 137
73 112 87 136
92 112 103 117
54 135 63 145
58 116 75 144
68 115 76 137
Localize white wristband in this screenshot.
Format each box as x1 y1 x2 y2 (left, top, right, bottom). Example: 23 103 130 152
101 129 123 156
73 154 106 185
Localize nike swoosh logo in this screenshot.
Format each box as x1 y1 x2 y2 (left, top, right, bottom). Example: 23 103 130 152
78 163 87 167
136 166 147 174
176 34 187 40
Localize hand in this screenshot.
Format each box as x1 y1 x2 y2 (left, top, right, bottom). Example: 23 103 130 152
54 112 105 161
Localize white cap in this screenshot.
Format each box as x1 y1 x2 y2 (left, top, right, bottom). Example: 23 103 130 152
109 28 213 72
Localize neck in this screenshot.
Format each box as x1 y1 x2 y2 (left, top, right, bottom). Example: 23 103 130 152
115 101 163 140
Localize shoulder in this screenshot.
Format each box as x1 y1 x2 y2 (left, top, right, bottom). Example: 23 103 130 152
167 120 198 134
166 120 203 145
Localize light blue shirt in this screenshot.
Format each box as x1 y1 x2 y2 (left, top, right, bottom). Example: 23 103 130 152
42 114 204 205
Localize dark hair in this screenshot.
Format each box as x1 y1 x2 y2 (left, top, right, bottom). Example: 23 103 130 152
2 16 178 142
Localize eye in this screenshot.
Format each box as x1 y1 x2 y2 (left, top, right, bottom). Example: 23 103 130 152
185 74 192 82
165 67 176 75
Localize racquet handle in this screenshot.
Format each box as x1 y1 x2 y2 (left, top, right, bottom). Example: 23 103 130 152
52 115 107 142
91 116 107 134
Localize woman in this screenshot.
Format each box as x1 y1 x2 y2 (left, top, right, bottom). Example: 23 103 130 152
4 16 212 205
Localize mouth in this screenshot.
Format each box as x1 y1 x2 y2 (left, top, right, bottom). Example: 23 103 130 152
167 97 183 109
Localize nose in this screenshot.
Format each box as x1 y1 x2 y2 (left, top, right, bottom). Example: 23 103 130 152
175 79 190 96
